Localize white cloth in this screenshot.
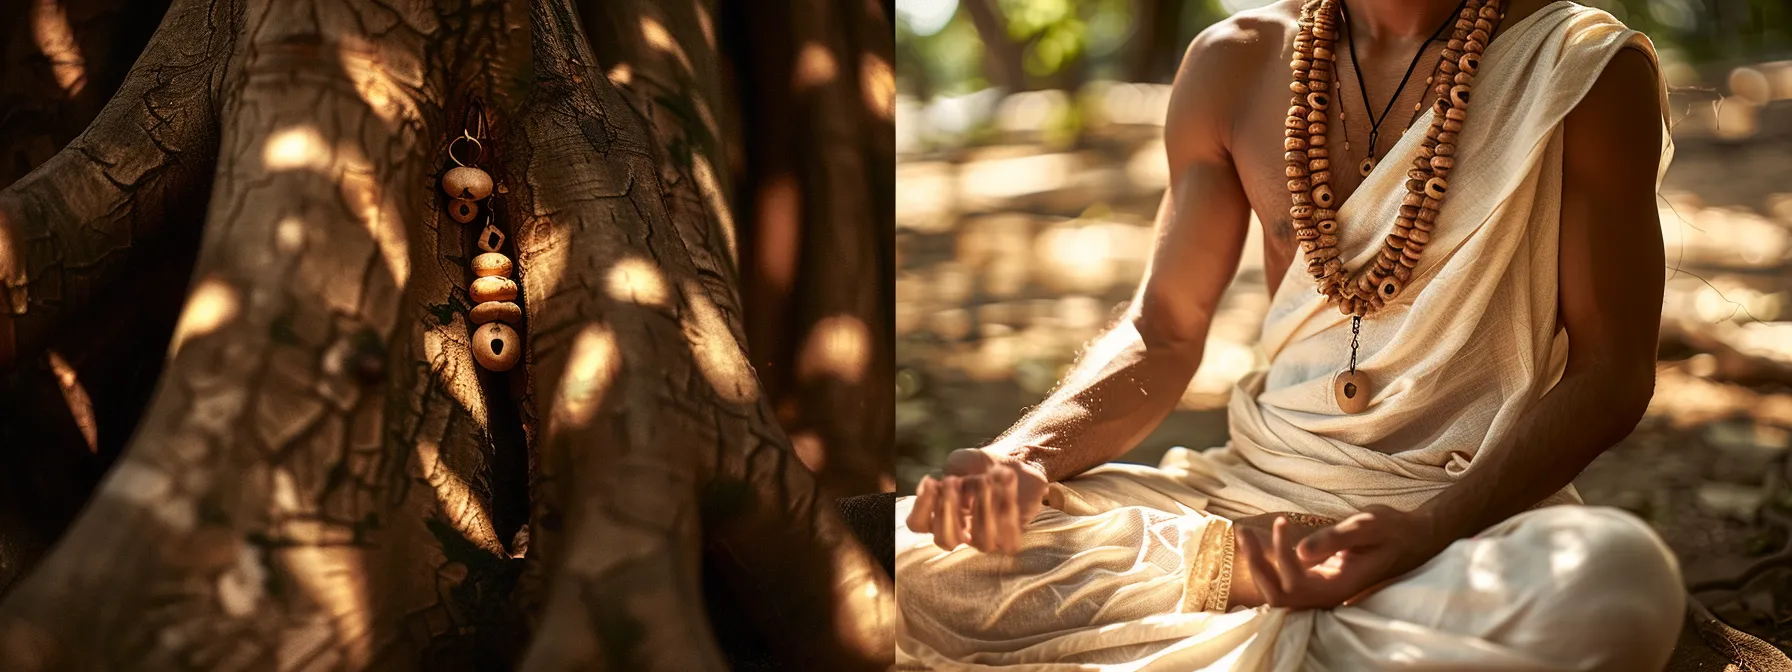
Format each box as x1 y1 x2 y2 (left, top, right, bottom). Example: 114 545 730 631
896 3 1684 670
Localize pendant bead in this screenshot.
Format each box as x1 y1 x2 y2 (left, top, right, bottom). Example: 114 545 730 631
472 322 522 371
478 224 507 252
1459 52 1480 74
1449 85 1472 108
471 275 519 302
470 301 523 325
471 252 513 277
448 198 479 223
442 166 494 200
1312 184 1336 207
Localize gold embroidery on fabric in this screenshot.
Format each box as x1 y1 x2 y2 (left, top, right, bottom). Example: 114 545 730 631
1182 517 1235 613
1207 526 1235 613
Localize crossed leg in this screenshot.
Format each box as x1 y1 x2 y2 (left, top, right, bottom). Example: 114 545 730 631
896 498 1682 671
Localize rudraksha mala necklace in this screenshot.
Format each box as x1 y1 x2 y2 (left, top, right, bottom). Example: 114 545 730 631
443 106 523 372
1286 0 1503 412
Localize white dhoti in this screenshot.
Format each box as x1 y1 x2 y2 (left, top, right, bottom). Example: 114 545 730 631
896 3 1685 670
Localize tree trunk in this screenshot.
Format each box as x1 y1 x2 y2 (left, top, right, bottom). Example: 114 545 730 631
0 0 893 668
961 0 1027 92
1126 0 1184 83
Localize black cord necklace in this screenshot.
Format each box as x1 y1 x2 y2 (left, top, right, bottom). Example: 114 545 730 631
1340 0 1468 177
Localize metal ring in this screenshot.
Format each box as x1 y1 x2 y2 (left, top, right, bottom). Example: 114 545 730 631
448 133 483 167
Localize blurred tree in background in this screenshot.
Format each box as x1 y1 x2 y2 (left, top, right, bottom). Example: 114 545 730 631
897 0 1792 144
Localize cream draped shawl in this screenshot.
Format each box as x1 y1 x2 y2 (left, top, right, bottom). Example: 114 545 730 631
1047 1 1671 520
896 3 1673 669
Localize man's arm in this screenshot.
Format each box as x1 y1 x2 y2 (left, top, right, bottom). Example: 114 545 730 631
985 26 1257 483
1249 47 1667 608
905 22 1259 552
1416 46 1665 540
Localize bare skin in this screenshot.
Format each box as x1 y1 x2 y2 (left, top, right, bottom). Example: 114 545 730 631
908 0 1665 611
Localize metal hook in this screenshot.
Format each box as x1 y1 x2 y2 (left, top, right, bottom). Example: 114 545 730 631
448 132 483 167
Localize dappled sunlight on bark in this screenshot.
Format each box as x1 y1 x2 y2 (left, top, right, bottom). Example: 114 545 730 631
337 35 417 126
413 441 504 556
44 351 95 453
681 279 757 405
793 42 838 91
690 154 737 264
861 53 894 121
29 0 85 97
639 16 692 74
168 277 240 356
549 323 620 429
754 174 802 292
606 257 669 307
262 126 331 171
0 0 895 666
798 314 870 385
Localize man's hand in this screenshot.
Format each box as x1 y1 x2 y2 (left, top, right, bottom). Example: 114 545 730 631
1235 505 1449 609
906 448 1049 554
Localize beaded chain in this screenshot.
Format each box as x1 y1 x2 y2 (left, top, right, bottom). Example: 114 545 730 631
1285 0 1504 317
443 105 524 372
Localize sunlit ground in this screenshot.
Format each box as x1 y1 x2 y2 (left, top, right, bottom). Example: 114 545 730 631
897 63 1792 648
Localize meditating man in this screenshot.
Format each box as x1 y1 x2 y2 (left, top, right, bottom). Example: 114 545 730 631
897 0 1686 669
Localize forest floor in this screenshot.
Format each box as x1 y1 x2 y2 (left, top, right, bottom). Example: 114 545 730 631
896 104 1792 650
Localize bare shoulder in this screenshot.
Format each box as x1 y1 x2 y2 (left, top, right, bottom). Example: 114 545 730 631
1172 1 1300 83
1562 45 1660 173
1165 1 1303 156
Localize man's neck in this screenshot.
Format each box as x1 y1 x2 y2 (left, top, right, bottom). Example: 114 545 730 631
1341 0 1463 42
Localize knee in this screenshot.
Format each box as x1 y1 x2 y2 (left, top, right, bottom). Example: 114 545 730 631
1509 506 1685 669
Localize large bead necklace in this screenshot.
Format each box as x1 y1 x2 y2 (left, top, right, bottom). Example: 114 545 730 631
1285 0 1503 412
443 104 524 372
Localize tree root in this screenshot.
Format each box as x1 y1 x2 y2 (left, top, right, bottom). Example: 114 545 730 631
508 2 891 667
0 0 893 668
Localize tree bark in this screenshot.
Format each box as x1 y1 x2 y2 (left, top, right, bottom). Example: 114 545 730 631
0 0 894 668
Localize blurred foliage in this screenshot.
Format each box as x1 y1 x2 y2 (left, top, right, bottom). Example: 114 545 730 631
896 0 1792 101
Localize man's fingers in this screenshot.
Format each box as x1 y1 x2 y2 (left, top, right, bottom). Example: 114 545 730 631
991 467 1021 554
969 477 999 553
1271 517 1307 594
1237 528 1286 606
1297 514 1376 565
908 476 941 533
935 476 965 550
